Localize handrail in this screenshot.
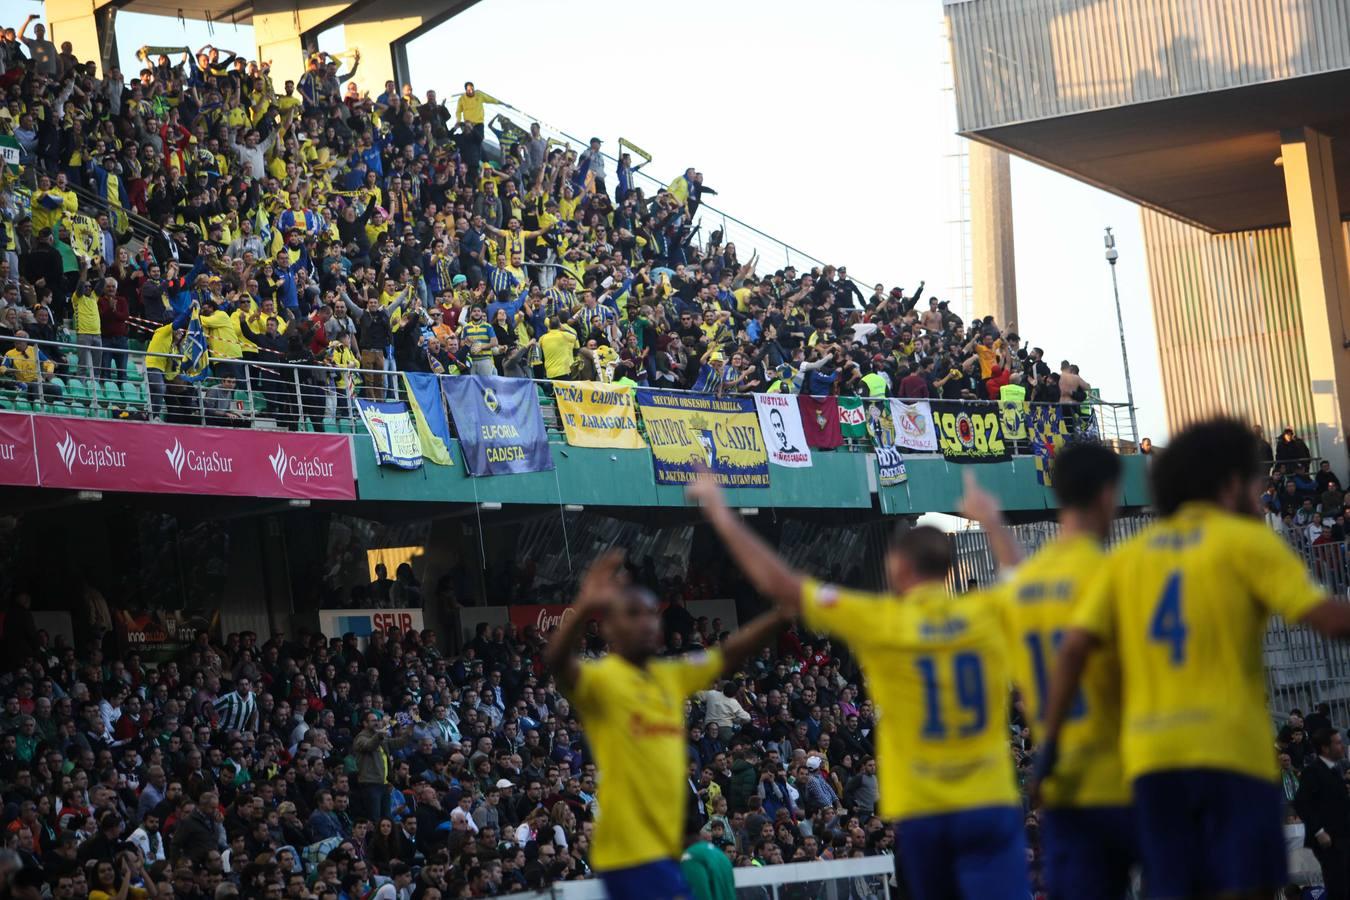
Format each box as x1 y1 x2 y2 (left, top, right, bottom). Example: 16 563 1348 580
479 98 875 290
0 333 1138 446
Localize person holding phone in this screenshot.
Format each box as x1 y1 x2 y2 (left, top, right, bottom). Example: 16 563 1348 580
353 710 413 823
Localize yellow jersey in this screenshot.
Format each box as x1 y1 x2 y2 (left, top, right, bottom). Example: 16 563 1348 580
997 534 1127 808
72 291 101 335
802 578 1018 820
539 329 579 379
1075 502 1324 784
572 650 724 871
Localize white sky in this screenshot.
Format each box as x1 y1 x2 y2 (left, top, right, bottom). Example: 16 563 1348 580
21 0 1168 440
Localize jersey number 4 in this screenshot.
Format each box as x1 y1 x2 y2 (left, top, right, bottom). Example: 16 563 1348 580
1150 571 1188 665
916 653 986 739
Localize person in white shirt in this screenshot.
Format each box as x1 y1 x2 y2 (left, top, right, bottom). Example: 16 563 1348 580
371 864 413 900
701 681 751 731
128 812 167 863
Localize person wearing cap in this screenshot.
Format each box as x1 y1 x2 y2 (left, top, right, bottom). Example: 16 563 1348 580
577 137 607 196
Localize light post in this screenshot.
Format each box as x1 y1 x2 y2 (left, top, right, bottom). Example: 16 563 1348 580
1103 227 1140 444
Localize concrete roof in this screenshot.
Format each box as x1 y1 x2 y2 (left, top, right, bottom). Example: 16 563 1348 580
964 68 1350 234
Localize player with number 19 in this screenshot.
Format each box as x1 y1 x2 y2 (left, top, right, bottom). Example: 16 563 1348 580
1040 419 1350 899
689 471 1027 900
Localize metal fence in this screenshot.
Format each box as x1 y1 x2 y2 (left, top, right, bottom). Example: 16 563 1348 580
489 854 895 900
0 334 1137 450
951 516 1350 730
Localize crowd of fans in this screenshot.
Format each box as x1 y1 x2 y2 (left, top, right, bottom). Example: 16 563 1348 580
0 18 1091 425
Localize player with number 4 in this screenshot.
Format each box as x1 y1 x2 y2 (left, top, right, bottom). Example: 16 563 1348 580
688 470 1028 899
1039 419 1350 900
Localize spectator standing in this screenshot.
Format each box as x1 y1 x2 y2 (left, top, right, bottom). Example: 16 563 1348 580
353 710 413 821
1295 729 1350 900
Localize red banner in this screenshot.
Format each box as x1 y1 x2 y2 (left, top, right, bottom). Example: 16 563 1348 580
29 416 355 499
0 414 38 487
798 396 843 450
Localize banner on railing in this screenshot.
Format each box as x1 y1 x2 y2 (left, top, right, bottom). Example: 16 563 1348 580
552 381 644 449
442 375 554 476
930 400 1011 463
357 400 423 470
838 397 867 441
866 401 908 486
755 394 811 468
29 416 356 498
894 400 939 452
798 396 842 450
999 400 1028 440
402 373 454 466
0 413 38 487
635 390 769 487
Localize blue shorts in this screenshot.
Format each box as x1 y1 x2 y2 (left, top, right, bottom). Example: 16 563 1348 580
1040 805 1136 900
1133 768 1286 897
600 859 691 900
895 805 1029 900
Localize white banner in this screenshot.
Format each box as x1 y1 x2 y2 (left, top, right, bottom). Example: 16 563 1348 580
755 394 812 468
358 400 423 470
894 400 939 452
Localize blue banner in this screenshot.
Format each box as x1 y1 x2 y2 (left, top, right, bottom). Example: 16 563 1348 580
403 373 454 466
442 376 554 476
634 390 770 488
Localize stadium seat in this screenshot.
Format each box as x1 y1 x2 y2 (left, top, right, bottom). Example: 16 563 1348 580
100 381 123 405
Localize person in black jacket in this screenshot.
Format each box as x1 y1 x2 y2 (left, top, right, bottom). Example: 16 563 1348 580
238 311 294 428
171 791 222 864
1295 728 1350 899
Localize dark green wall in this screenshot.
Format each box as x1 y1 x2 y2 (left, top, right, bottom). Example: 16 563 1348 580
354 440 1151 515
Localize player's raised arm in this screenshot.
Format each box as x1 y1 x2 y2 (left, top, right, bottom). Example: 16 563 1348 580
958 470 1024 570
1299 600 1350 639
717 604 788 678
686 470 805 617
543 549 626 691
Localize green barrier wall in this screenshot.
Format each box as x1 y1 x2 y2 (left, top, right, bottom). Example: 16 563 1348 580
355 440 1151 515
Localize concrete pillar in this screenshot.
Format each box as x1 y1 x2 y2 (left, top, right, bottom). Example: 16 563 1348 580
969 141 1018 329
339 0 475 94
43 0 119 76
1280 127 1350 474
251 0 354 89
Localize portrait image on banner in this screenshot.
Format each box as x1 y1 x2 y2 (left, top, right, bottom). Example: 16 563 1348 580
893 401 939 452
552 381 644 449
357 400 423 470
442 375 554 476
797 395 842 450
929 400 1012 463
635 390 769 487
755 394 811 468
865 400 908 486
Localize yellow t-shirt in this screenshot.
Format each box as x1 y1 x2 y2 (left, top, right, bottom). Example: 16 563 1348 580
73 291 101 335
995 534 1127 808
572 650 723 871
1075 502 1324 784
802 579 1018 820
539 329 579 379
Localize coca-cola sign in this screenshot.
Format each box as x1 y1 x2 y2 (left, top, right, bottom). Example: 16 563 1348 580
28 415 355 499
0 414 38 487
508 604 581 634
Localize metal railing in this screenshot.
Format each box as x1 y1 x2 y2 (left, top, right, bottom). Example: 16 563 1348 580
493 853 895 900
0 334 1138 449
478 98 875 289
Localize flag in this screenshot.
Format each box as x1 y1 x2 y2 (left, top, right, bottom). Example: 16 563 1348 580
1029 405 1068 486
179 306 211 383
402 373 454 466
798 396 842 450
839 396 867 441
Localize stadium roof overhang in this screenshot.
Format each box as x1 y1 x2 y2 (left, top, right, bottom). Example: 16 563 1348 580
112 0 254 25
962 67 1350 234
